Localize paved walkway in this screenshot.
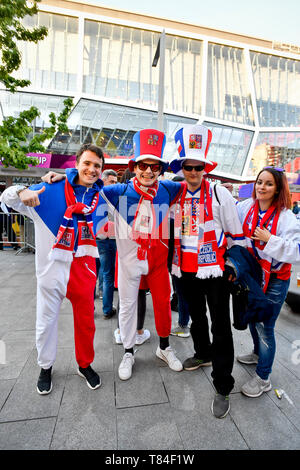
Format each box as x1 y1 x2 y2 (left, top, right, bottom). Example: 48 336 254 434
0 250 300 451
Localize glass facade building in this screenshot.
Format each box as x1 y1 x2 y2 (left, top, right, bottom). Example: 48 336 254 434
1 0 299 182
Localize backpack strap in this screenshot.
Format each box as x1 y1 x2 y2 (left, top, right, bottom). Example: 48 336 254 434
213 183 220 205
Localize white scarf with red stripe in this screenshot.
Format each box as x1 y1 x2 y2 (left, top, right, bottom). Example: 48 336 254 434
48 179 99 262
242 200 290 292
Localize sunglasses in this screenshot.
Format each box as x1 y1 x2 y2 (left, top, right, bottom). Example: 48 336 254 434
137 162 161 172
263 166 284 172
182 164 205 172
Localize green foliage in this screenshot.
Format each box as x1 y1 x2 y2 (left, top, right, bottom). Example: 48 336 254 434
0 0 48 92
0 1 74 170
0 98 74 169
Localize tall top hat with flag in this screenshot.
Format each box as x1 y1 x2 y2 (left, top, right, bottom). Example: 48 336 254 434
128 129 169 173
170 124 217 176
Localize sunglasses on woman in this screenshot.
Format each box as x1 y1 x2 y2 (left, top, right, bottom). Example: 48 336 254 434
136 162 161 172
182 164 205 172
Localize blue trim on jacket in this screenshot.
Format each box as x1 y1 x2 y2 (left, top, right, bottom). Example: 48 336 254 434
30 169 104 240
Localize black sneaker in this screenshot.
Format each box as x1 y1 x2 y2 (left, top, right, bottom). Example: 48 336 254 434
37 367 52 395
183 356 212 370
103 307 116 319
78 365 101 390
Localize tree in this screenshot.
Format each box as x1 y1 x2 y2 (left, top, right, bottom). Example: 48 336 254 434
0 0 73 169
0 97 74 169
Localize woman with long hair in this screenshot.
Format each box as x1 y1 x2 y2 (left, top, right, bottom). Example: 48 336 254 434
236 166 300 398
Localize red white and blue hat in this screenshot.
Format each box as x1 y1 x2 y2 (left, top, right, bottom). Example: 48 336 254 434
170 124 217 176
128 129 169 173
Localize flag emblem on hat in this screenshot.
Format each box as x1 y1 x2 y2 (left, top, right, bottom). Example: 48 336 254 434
176 140 183 154
147 134 159 146
128 128 169 173
189 134 202 149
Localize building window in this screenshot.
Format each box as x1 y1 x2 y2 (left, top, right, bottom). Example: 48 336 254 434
203 121 253 176
0 90 69 138
248 132 300 176
49 98 196 156
206 43 254 126
83 21 202 114
17 12 78 92
251 52 300 127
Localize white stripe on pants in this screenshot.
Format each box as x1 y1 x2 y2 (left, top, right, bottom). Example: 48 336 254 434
118 251 148 350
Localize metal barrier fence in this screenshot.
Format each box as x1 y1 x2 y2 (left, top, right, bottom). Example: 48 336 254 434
0 211 35 254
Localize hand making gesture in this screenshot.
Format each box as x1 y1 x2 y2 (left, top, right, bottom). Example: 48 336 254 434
18 186 46 207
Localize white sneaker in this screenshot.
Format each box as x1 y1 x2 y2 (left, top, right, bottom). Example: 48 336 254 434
114 328 122 344
156 346 183 372
118 353 134 380
135 329 150 345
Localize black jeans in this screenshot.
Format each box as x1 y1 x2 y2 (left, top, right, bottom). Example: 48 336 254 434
179 272 234 396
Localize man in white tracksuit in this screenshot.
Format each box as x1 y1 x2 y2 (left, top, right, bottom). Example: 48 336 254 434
0 144 106 394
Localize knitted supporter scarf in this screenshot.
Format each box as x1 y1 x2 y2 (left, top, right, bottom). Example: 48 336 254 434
172 178 224 279
243 199 281 292
49 179 99 262
131 177 159 260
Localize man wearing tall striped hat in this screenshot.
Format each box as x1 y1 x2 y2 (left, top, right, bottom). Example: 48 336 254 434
169 124 245 418
100 129 184 381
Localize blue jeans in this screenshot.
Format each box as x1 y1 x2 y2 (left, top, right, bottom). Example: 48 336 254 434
96 239 117 316
172 275 190 327
249 276 290 380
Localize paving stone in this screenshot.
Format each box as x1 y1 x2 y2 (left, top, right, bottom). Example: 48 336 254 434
0 379 15 411
0 349 72 422
229 393 300 450
115 344 169 408
159 367 248 450
117 403 184 450
51 372 116 450
0 417 56 450
92 323 114 372
259 360 300 432
275 304 300 343
0 338 34 380
275 333 300 380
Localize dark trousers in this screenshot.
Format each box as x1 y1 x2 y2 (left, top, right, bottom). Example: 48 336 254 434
179 271 234 396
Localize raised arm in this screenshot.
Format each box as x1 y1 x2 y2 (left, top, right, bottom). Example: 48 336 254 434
0 184 46 219
18 186 46 207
